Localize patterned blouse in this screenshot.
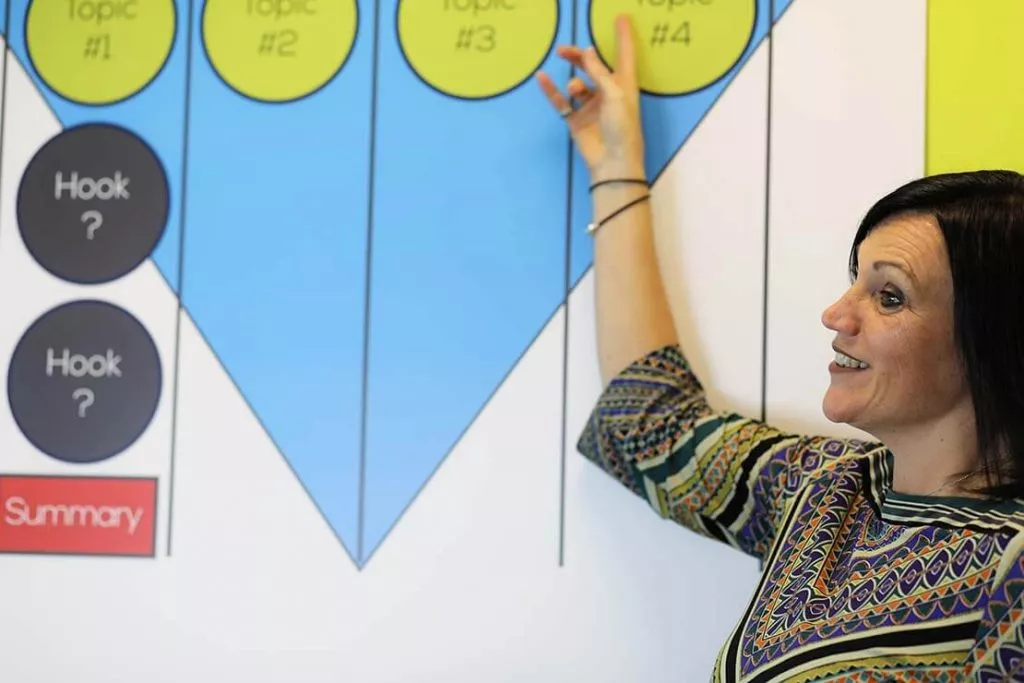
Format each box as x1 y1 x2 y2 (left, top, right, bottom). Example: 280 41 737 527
576 344 1024 682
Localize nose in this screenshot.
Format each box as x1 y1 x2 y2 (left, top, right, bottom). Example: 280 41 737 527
821 290 858 335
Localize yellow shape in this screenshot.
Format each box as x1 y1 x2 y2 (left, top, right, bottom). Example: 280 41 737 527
203 0 356 103
398 0 557 100
927 0 1024 173
590 0 755 96
26 0 175 105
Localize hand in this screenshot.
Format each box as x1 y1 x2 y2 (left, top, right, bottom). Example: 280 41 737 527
536 14 646 181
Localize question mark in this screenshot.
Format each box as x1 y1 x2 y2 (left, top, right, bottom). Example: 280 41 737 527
81 210 103 240
72 388 94 417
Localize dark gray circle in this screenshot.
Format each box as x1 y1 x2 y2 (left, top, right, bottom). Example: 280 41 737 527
8 300 162 464
16 123 169 284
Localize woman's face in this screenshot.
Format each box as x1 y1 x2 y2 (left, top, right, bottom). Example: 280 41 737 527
820 213 970 436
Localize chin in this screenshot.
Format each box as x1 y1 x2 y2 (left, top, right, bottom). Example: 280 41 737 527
822 408 850 425
822 393 858 426
822 398 873 435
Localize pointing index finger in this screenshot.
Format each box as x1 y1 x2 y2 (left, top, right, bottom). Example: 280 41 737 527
615 14 637 87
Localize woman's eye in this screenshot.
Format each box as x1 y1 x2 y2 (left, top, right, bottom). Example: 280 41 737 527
879 289 903 308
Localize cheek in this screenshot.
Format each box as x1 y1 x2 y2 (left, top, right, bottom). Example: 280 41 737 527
882 321 961 396
879 324 916 368
873 324 932 385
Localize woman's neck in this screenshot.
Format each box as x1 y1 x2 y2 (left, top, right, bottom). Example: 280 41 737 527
879 401 984 497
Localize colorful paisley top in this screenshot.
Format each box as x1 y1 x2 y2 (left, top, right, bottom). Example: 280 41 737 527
576 344 1024 682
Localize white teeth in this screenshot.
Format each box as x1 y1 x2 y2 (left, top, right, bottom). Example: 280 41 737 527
835 352 869 369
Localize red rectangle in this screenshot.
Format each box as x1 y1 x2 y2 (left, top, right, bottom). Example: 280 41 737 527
0 476 156 557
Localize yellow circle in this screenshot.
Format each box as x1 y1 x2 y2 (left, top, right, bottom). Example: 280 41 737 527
398 0 558 100
26 0 176 105
590 0 756 96
203 0 356 103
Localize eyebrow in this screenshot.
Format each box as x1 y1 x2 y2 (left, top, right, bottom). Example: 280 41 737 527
872 260 918 286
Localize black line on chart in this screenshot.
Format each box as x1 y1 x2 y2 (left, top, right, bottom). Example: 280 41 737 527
166 0 197 558
356 0 383 568
760 0 775 424
558 0 580 570
0 0 12 258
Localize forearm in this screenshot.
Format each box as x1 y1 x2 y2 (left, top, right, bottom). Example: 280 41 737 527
590 171 678 385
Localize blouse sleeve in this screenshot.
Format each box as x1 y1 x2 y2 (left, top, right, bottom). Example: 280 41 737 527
576 343 875 561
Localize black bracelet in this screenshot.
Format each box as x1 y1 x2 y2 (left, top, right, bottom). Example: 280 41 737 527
586 194 650 236
589 178 649 193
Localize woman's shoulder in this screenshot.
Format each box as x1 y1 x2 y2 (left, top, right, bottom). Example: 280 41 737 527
744 427 886 499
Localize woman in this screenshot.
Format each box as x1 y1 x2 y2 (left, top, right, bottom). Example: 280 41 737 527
537 14 1024 682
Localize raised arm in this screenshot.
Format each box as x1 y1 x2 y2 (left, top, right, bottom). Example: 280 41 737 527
538 15 879 557
536 15 677 384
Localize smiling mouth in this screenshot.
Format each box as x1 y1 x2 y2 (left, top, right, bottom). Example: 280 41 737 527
833 347 869 370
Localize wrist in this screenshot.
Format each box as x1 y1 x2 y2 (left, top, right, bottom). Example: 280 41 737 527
591 177 649 198
588 185 651 237
591 155 646 185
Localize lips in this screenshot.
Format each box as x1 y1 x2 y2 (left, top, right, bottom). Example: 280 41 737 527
832 345 869 370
